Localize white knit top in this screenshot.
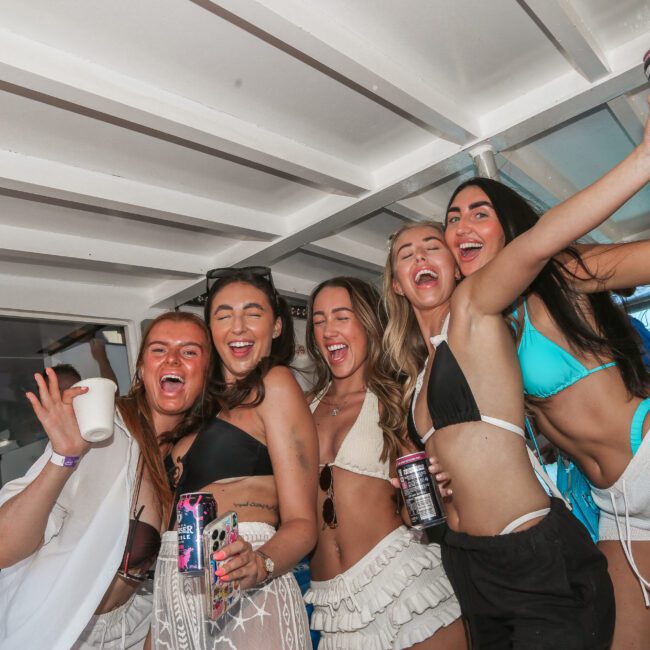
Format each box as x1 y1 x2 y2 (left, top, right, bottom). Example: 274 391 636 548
311 389 390 481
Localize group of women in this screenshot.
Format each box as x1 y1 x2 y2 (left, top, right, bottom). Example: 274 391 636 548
0 102 648 650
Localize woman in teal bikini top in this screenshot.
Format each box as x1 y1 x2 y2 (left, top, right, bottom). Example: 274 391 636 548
443 99 650 648
513 298 649 458
514 298 617 398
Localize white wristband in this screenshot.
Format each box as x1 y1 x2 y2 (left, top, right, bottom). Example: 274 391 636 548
50 451 81 468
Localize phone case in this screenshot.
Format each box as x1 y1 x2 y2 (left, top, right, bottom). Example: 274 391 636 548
202 511 241 621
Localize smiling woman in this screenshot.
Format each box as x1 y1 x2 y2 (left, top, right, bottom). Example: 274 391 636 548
442 117 650 645
153 267 318 650
0 311 211 650
303 277 464 650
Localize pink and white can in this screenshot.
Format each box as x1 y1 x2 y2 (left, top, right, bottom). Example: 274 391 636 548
177 492 217 574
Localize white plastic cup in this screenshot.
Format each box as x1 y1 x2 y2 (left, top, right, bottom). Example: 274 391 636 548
71 378 118 442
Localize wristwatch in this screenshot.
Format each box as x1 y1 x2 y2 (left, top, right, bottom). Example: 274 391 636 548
255 549 274 583
49 451 81 468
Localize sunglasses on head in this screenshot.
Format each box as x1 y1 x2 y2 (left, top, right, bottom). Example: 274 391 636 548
205 266 277 298
319 463 338 529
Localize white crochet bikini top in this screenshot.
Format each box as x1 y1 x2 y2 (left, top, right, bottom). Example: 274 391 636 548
310 388 390 482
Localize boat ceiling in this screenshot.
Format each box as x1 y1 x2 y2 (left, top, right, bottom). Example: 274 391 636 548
0 0 648 321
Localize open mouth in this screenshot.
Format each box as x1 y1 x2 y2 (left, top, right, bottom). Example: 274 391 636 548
413 268 439 287
228 340 254 358
160 373 184 394
458 241 483 262
326 343 348 363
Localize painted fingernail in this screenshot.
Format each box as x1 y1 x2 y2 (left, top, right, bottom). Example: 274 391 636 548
215 568 225 576
214 551 226 561
222 574 230 581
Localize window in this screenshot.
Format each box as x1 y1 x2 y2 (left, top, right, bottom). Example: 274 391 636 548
0 315 131 485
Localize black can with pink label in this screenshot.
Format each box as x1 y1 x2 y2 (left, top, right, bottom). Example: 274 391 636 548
396 452 446 529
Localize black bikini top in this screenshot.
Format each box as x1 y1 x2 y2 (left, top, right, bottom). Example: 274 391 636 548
167 417 273 528
407 316 524 447
119 474 161 581
119 518 161 578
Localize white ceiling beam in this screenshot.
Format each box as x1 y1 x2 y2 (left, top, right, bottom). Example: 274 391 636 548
517 0 609 81
150 239 272 308
0 29 370 195
155 38 647 307
607 96 646 146
497 149 621 242
396 196 448 219
0 224 208 276
192 0 478 144
271 271 318 300
497 149 577 202
386 201 442 224
481 34 647 149
302 235 385 273
0 150 281 237
621 224 650 243
0 274 149 321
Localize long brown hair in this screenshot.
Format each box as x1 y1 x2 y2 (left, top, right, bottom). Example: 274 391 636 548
118 311 212 521
447 178 650 398
306 277 406 462
382 221 445 413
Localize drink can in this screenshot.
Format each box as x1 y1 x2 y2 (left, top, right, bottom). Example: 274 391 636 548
396 452 446 529
177 492 217 574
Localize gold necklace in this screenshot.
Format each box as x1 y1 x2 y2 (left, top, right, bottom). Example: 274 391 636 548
321 388 366 417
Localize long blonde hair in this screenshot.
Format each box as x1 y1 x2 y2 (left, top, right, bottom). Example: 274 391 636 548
382 220 445 412
306 277 406 462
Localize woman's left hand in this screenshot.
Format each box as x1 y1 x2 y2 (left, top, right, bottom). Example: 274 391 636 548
213 537 259 590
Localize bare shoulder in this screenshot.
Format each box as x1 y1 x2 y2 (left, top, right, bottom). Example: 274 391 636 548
263 365 301 391
259 366 308 410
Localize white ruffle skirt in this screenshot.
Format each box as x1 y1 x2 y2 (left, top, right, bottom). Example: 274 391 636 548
304 525 461 650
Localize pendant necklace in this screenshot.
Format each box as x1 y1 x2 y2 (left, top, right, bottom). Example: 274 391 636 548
322 388 366 417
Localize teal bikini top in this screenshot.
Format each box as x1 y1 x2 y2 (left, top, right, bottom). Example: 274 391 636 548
512 299 617 399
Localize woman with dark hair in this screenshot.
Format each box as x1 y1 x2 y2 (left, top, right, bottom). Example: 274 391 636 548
153 267 318 650
443 104 650 646
0 311 211 649
383 124 649 648
304 277 464 650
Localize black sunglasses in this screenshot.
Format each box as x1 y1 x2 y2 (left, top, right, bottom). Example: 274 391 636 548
319 464 338 529
205 266 277 298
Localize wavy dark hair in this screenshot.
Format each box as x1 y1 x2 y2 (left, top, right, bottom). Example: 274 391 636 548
202 268 295 414
120 311 212 522
446 177 650 398
306 277 406 462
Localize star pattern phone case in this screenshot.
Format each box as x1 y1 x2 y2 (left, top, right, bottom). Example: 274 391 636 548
202 510 242 621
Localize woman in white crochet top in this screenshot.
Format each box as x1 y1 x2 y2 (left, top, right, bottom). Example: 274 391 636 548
304 276 465 650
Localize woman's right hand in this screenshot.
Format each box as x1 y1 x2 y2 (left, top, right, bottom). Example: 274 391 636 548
25 368 90 457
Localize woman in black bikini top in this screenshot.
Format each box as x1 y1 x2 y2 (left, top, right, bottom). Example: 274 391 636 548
153 266 318 650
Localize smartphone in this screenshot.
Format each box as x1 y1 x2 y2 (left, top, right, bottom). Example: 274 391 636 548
202 511 242 621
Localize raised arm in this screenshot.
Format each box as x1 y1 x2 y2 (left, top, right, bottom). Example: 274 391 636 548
0 369 88 567
559 240 650 293
465 97 650 315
